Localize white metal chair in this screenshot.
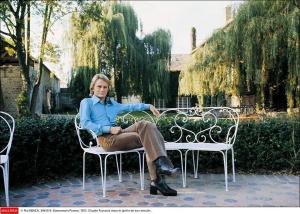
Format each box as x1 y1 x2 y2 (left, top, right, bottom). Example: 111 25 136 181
0 111 15 206
74 114 144 197
157 107 239 191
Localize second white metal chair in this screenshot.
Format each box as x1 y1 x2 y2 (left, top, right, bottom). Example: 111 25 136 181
0 111 15 206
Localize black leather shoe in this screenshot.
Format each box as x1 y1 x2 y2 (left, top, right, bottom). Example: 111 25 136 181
159 174 177 195
150 175 177 196
154 156 178 176
164 182 177 195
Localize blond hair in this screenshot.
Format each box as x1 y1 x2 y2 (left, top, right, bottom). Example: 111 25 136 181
89 73 111 96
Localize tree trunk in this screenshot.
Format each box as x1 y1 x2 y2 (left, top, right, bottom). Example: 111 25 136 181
30 2 53 114
113 42 123 103
26 2 30 67
14 1 32 112
115 70 122 103
15 3 30 87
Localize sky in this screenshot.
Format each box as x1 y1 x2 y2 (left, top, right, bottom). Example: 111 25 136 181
129 1 244 54
17 1 244 86
47 0 244 55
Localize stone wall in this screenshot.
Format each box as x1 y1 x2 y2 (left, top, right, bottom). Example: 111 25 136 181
0 64 60 116
0 65 23 116
36 67 60 114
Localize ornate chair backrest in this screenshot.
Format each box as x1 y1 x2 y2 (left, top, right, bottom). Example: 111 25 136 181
156 107 239 145
0 111 15 156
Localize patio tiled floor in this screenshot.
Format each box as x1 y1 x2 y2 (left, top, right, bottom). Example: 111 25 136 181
1 172 299 207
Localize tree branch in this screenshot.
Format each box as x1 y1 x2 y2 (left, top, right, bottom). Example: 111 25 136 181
48 10 77 29
0 38 16 50
0 30 14 39
1 19 17 42
16 0 21 17
4 15 16 28
5 21 16 41
45 5 53 36
0 6 16 28
20 1 27 19
4 0 16 16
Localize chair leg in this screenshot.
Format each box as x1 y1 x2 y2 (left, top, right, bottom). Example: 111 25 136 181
119 154 122 182
7 160 9 190
177 150 185 187
115 154 121 182
231 148 236 182
99 155 103 179
192 150 200 179
192 151 196 178
221 151 228 191
103 155 109 197
183 150 190 188
6 161 9 206
82 153 86 190
98 155 104 197
1 165 8 207
142 152 146 190
4 160 9 207
137 152 143 190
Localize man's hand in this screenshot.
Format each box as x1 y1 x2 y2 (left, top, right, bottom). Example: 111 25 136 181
150 104 160 117
110 127 122 135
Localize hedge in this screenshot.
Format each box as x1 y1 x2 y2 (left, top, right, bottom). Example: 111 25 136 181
0 115 299 186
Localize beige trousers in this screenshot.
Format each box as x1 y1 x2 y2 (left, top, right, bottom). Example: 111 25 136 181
97 121 167 180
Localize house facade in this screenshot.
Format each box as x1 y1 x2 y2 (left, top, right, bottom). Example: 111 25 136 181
0 37 60 116
167 54 194 109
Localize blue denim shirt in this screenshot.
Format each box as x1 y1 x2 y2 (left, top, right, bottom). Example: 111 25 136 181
79 95 150 136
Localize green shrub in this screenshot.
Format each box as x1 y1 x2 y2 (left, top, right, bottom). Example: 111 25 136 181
0 116 299 187
15 90 30 117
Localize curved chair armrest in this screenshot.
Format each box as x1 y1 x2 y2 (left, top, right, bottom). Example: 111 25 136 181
84 129 99 147
86 129 98 140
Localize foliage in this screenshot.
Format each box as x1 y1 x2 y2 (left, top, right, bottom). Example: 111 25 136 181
180 0 300 110
142 29 172 103
43 42 61 64
0 115 299 186
0 0 79 114
68 1 172 105
15 90 31 117
0 0 31 88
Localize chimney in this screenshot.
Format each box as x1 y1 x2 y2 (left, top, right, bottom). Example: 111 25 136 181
191 27 196 51
225 5 232 22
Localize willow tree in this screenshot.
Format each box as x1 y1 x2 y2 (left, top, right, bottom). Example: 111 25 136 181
68 1 172 105
105 2 140 102
68 1 140 103
180 0 299 110
67 2 105 104
142 29 172 103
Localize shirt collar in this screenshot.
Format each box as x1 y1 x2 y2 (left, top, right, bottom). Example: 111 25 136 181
92 95 101 105
92 95 111 105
